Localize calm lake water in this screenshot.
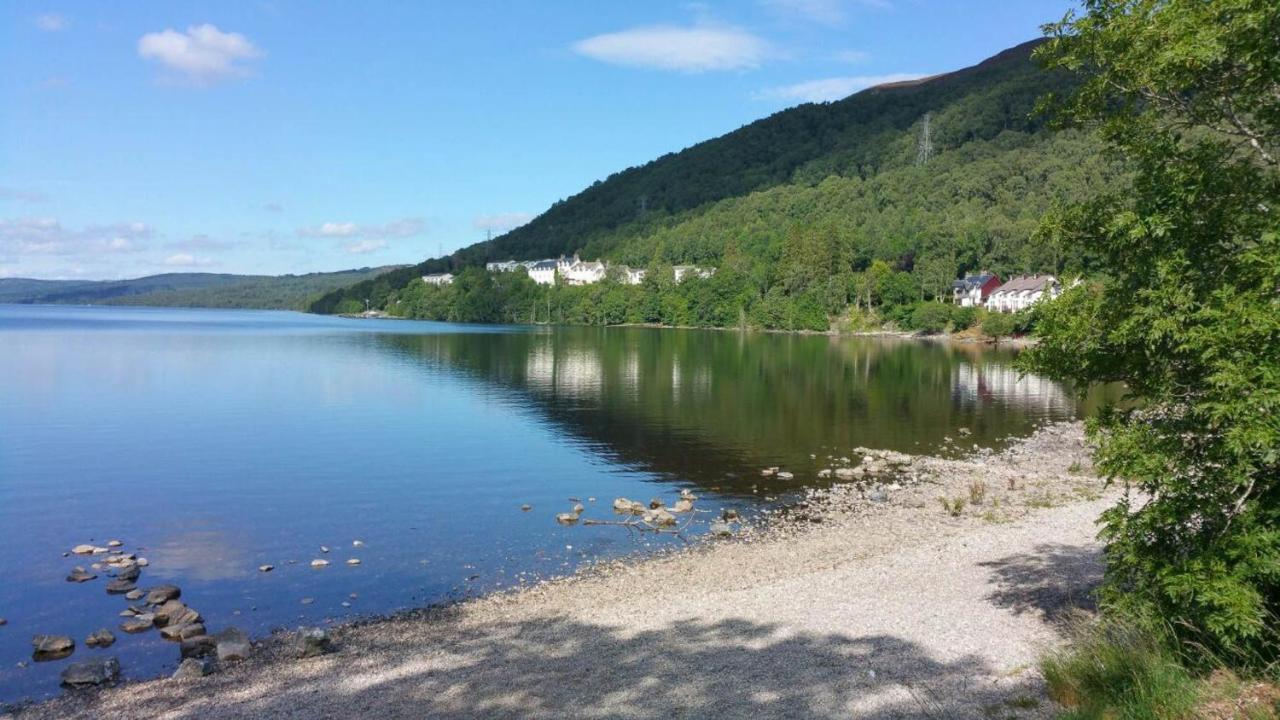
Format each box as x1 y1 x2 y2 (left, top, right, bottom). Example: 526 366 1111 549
0 304 1090 703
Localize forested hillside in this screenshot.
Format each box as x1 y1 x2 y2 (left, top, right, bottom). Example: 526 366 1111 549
0 267 399 310
312 39 1120 331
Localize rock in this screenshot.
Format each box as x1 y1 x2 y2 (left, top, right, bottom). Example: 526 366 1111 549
70 544 101 555
352 539 365 547
135 557 149 567
555 512 580 525
817 469 832 478
120 615 154 633
0 617 7 626
834 468 858 480
107 540 123 548
612 498 646 515
709 521 734 537
60 657 119 687
32 634 75 659
868 487 889 503
172 656 217 680
520 504 532 512
643 508 677 527
289 627 333 658
679 489 697 500
345 558 361 565
154 601 201 628
671 498 695 513
571 503 585 514
320 546 330 553
85 629 115 648
114 564 141 582
105 579 136 595
179 636 217 659
720 508 741 521
300 597 314 605
760 468 777 477
648 498 664 509
776 471 795 480
215 627 252 662
310 559 329 568
66 567 96 583
145 585 181 604
258 565 274 573
159 623 205 642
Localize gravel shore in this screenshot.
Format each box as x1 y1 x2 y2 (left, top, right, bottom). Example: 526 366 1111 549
13 423 1111 720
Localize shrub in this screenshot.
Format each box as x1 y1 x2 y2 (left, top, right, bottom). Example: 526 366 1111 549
907 302 952 334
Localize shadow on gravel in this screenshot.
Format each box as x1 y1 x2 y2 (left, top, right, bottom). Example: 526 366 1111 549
980 542 1103 628
36 615 1049 720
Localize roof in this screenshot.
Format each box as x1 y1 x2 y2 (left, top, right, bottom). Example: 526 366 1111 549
530 260 557 270
992 275 1057 293
953 274 996 291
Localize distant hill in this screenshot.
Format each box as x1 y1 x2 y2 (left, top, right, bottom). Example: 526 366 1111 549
310 38 1112 317
0 267 402 311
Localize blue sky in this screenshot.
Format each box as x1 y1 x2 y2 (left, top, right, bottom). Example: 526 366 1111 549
1 0 1075 280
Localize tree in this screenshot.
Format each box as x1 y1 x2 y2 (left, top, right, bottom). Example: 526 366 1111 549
980 311 1017 344
1020 0 1280 659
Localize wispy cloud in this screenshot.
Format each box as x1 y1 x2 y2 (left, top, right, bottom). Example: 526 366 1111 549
34 13 67 32
573 24 769 72
162 253 217 267
760 0 889 25
0 218 151 256
297 217 426 240
137 24 262 85
755 73 924 103
344 239 388 255
474 212 534 234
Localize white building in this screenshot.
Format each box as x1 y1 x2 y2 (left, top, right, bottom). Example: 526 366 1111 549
985 275 1060 313
617 266 647 285
562 258 606 285
673 265 715 282
527 260 558 285
485 260 520 272
422 273 454 286
951 273 1001 307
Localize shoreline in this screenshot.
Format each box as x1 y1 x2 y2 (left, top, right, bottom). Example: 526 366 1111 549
14 422 1109 720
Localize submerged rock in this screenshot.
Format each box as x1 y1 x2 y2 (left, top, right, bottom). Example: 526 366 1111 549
643 508 677 527
120 615 154 633
520 504 532 512
66 567 96 583
612 498 646 515
215 627 252 662
671 498 695 513
159 623 206 642
310 559 330 568
179 636 217 659
258 565 274 573
60 657 119 688
154 601 200 628
555 512 580 525
106 540 123 548
345 558 361 566
289 627 333 658
85 629 115 648
70 544 104 556
105 579 136 595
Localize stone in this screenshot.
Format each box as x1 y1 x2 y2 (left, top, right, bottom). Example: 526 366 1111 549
834 468 858 480
817 469 832 478
114 564 141 582
644 508 677 527
179 636 216 659
60 657 120 688
66 567 96 583
124 589 144 601
520 504 532 511
300 597 314 605
776 471 795 480
154 601 201 628
172 656 216 680
70 544 101 555
352 540 365 547
320 546 330 553
258 565 274 573
160 623 206 642
671 498 694 513
310 559 329 568
709 521 734 537
32 634 74 659
868 487 890 503
0 617 7 626
85 629 115 648
215 627 252 662
136 557 149 567
107 540 123 548
720 508 741 521
145 585 181 604
612 498 646 515
105 579 137 595
120 615 154 633
555 512 579 525
289 627 333 658
345 558 361 565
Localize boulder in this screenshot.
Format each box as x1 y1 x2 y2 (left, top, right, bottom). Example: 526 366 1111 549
145 585 181 604
172 656 217 680
114 565 141 582
85 629 115 648
32 634 75 659
107 540 123 548
179 636 216 659
154 600 201 628
159 623 206 642
643 508 677 527
289 627 333 658
60 657 120 688
70 544 103 555
776 471 795 480
105 579 136 595
120 615 154 633
66 567 96 583
124 589 144 601
215 627 252 662
310 559 329 568
612 498 646 515
555 512 580 525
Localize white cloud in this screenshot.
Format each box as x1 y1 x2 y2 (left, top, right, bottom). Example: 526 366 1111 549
0 218 151 256
137 24 262 85
345 239 388 255
573 24 768 72
35 13 67 32
297 217 425 240
162 253 217 267
755 73 925 103
473 212 534 234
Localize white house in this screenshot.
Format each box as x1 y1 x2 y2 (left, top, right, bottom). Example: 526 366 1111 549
617 266 647 285
527 260 558 285
562 258 606 285
485 260 520 272
422 273 454 286
985 274 1060 313
951 273 1001 307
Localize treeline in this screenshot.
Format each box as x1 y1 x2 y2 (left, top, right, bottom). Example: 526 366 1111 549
310 38 1091 316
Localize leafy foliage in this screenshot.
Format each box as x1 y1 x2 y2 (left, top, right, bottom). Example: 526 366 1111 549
1020 0 1280 660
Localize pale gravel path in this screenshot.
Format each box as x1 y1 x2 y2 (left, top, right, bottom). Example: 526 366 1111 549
16 424 1111 720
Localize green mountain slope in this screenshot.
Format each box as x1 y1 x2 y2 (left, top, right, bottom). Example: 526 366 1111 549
0 267 401 310
312 39 1115 328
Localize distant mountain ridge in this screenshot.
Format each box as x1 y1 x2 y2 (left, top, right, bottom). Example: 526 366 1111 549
0 267 402 310
308 38 1093 315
